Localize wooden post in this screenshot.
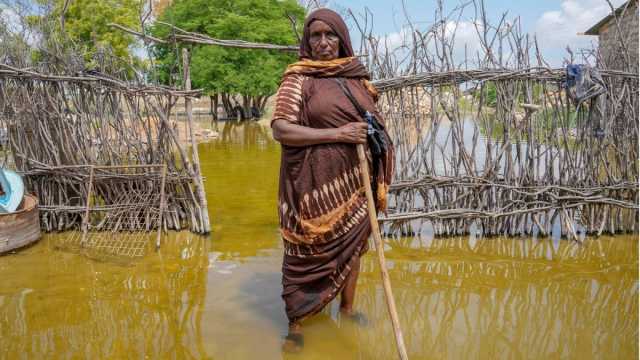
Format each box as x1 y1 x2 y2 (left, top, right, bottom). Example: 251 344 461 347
156 165 167 249
80 165 94 246
357 144 409 360
182 48 211 233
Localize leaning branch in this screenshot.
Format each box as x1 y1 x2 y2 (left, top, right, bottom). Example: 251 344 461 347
109 22 299 52
108 23 168 44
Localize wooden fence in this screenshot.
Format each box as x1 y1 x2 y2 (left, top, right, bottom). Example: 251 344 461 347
356 1 639 239
0 64 210 233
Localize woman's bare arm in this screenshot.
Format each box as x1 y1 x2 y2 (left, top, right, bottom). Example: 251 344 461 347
272 119 367 147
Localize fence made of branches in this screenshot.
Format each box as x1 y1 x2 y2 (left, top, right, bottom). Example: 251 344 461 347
0 64 210 233
1 0 637 241
354 1 639 239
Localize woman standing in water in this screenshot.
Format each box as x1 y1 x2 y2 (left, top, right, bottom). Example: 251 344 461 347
270 8 394 352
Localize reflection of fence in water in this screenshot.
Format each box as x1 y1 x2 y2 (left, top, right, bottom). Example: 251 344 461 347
354 236 638 359
0 234 210 358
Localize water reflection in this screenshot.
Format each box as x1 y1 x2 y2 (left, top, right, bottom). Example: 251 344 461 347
415 117 561 178
386 106 564 181
198 120 281 260
0 233 209 358
218 119 274 150
344 235 638 359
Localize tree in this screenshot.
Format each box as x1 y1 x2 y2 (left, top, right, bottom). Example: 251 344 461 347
0 8 32 67
28 0 143 69
150 0 304 119
151 0 172 17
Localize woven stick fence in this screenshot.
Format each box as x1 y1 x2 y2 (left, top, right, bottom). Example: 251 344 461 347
0 7 300 237
353 0 639 239
0 64 209 234
111 1 639 240
2 1 637 242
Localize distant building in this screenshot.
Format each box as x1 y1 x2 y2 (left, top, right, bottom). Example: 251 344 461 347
583 0 638 71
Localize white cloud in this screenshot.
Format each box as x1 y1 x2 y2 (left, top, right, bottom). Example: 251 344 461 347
534 0 626 64
0 4 42 48
378 26 412 54
443 20 484 63
0 6 22 33
375 20 485 68
366 0 628 69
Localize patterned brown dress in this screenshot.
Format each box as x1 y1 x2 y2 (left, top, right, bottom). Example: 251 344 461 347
271 57 394 323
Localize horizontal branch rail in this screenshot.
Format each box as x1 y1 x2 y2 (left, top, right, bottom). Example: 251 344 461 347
0 64 201 97
109 22 299 52
371 68 639 92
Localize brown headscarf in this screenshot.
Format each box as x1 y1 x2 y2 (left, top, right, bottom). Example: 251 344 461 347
299 8 355 60
286 8 379 100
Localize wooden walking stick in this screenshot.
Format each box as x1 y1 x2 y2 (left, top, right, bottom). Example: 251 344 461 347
357 144 409 360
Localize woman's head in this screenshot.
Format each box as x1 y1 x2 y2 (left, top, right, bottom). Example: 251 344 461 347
308 20 340 61
300 8 354 61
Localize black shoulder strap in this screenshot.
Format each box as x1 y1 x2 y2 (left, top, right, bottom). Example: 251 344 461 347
334 78 367 117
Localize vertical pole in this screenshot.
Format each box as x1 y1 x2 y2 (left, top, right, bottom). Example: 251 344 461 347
156 165 167 249
357 144 409 360
182 48 211 233
80 165 94 246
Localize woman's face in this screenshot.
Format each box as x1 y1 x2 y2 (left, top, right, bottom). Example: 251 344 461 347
308 20 340 61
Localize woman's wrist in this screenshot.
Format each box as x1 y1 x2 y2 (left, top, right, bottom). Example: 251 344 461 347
328 128 342 143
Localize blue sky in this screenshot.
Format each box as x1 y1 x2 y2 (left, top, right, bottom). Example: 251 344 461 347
1 0 627 67
334 0 563 33
327 0 627 66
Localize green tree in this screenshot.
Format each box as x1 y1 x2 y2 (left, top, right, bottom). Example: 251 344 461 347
474 82 497 107
150 0 304 119
30 0 143 68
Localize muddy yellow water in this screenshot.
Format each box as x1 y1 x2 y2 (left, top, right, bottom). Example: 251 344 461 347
0 121 638 359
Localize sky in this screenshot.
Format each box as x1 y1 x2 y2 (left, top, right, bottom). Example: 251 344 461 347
1 0 628 67
326 0 627 66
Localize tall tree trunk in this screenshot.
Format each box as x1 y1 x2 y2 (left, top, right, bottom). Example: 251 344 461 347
251 96 260 118
210 94 219 127
259 95 270 113
213 93 219 126
209 94 217 119
221 93 234 119
241 94 251 120
251 95 268 118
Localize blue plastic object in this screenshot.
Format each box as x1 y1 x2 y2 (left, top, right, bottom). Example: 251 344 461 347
0 168 24 213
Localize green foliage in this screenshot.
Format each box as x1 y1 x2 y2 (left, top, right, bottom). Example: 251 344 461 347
483 82 497 107
35 0 142 63
150 0 304 97
472 82 497 107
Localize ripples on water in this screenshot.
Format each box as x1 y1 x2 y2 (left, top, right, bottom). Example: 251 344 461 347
0 120 637 359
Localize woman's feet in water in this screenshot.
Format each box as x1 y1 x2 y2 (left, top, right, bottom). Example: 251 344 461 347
282 322 304 353
339 308 369 326
282 310 368 353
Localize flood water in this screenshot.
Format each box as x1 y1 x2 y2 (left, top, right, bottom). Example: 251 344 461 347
0 120 637 359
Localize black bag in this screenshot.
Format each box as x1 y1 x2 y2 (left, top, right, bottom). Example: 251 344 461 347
334 78 387 157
